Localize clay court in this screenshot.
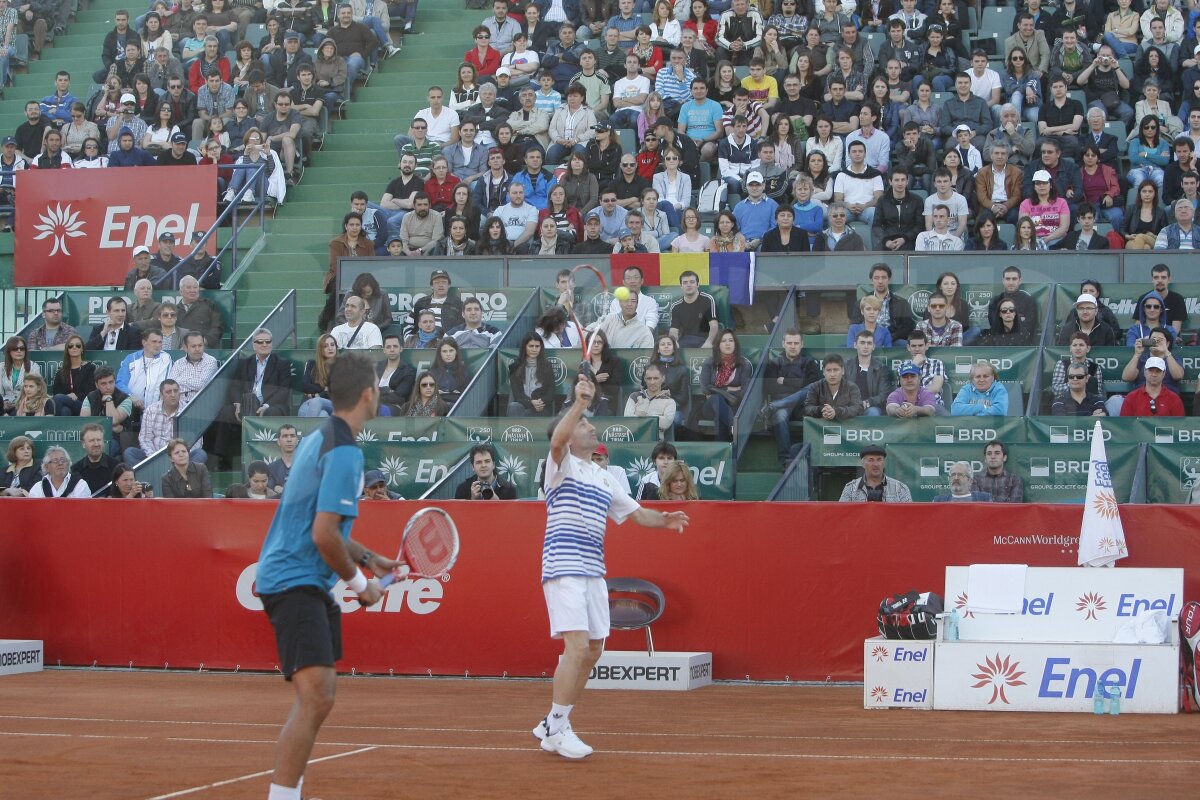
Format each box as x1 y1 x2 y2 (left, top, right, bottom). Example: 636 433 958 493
0 669 1194 799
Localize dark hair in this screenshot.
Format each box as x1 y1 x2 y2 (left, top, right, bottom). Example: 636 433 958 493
474 216 512 254
823 352 845 368
651 440 679 461
469 442 497 463
342 211 363 231
431 336 467 381
245 459 269 479
326 351 377 410
710 327 741 363
534 305 569 335
517 330 550 366
94 365 116 382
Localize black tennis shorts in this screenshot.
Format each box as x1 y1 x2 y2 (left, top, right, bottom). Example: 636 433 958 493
262 586 343 681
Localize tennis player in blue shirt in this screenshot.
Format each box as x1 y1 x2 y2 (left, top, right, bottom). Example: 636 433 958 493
532 374 689 759
257 351 401 800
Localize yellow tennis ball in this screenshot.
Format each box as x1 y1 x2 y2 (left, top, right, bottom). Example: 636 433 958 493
614 286 631 301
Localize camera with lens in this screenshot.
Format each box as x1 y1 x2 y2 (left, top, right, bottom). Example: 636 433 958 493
477 482 495 499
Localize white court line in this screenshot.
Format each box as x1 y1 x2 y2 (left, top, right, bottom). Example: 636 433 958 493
4 729 1199 767
1 715 1196 747
144 746 378 800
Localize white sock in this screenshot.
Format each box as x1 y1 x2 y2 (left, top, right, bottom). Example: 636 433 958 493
267 782 301 800
547 703 572 734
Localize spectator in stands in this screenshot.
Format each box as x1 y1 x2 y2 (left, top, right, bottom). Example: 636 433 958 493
1154 198 1200 248
494 180 540 247
634 440 677 500
1134 265 1187 331
116 329 171 418
455 443 518 499
225 460 279 499
1056 292 1118 347
124 378 204 464
331 295 384 349
871 167 921 251
916 291 963 347
154 303 188 350
624 363 676 438
1051 330 1106 400
846 295 893 347
832 140 883 226
975 141 1024 225
109 125 158 166
665 270 717 349
71 424 117 495
38 70 77 127
26 296 73 352
258 92 302 183
1120 356 1185 417
915 204 965 251
506 333 559 417
886 360 942 418
171 331 217 410
50 334 93 416
264 424 299 496
466 24 502 79
9 372 51 416
1052 362 1108 416
760 328 819 464
429 337 469 406
473 214 514 254
374 334 415 416
520 215 571 254
404 309 443 349
145 234 180 280
818 201 866 250
483 0 522 54
934 461 993 502
1123 179 1168 249
124 250 165 292
849 328 892 416
966 210 1008 251
400 269 462 338
299 334 337 417
77 366 130 458
716 114 759 193
582 328 621 410
13 100 48 161
698 328 751 440
328 2 378 89
177 277 225 347
28 127 70 169
320 211 371 329
846 264 912 345
952 360 1008 417
1127 289 1180 348
839 443 911 502
657 459 698 501
443 297 499 349
979 296 1036 347
2 435 39 495
1164 137 1198 205
359 469 402 499
160 436 212 497
985 266 1039 334
396 192 443 255
28 446 92 498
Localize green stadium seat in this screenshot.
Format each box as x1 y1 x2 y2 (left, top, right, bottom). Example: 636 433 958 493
979 6 1015 40
617 128 637 158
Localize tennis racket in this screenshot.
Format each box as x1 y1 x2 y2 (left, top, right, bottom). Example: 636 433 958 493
378 507 460 587
566 264 609 377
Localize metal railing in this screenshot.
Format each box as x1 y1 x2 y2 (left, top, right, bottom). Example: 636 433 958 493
420 454 473 500
130 290 297 494
768 444 811 502
448 291 540 418
731 287 797 461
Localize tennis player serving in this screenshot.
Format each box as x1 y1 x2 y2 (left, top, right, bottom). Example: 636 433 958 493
533 373 688 759
256 352 402 800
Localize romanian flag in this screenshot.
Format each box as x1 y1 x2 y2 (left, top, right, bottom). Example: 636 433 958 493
708 252 755 305
608 252 659 286
607 252 755 305
659 252 709 286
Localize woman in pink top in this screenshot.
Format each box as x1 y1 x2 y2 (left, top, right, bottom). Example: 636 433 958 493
1018 170 1070 247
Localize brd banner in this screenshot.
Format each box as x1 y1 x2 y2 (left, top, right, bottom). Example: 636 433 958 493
15 166 218 286
805 416 1025 467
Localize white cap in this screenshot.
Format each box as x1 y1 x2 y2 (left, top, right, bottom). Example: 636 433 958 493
1145 356 1167 371
953 123 972 134
746 171 764 184
132 245 151 256
495 66 511 76
1032 169 1052 183
1075 293 1098 306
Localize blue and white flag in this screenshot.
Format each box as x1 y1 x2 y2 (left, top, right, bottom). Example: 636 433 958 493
1078 421 1128 567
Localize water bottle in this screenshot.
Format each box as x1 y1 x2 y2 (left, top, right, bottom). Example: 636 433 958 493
1108 684 1122 715
946 608 960 641
1092 681 1108 714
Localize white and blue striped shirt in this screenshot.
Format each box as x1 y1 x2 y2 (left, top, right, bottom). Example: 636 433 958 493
542 450 639 582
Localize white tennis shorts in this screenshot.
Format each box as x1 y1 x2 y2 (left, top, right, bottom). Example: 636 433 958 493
543 576 610 640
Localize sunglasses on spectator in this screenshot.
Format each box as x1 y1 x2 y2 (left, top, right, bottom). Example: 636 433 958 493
67 343 82 349
1000 307 1016 313
1144 303 1161 309
927 303 945 309
10 345 26 350
420 381 437 387
476 33 490 39
254 338 272 345
1068 373 1087 379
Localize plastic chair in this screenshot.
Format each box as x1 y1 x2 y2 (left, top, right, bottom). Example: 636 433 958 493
606 577 666 655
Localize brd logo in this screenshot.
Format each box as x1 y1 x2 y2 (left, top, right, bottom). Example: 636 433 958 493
548 356 567 385
500 425 535 443
908 289 932 317
600 424 635 443
628 356 650 384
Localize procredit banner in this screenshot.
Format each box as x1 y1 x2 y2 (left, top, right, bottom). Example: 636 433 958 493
14 166 218 287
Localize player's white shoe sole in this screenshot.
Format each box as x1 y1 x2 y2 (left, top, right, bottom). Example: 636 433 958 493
538 724 594 759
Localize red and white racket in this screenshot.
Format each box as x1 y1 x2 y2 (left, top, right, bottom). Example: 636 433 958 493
565 263 609 377
379 508 460 587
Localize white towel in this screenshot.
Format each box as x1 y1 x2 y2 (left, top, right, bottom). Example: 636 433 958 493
966 564 1028 614
1112 610 1170 644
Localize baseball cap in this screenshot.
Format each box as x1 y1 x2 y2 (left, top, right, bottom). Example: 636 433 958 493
595 443 609 456
1075 293 1098 306
386 234 403 245
120 92 136 104
585 208 601 221
746 171 764 184
861 444 887 458
617 227 633 239
1032 169 1052 183
430 269 451 284
192 230 206 242
1145 356 1167 371
496 66 512 77
592 121 613 132
953 123 972 134
898 361 920 377
159 232 176 242
2 136 15 146
170 132 188 144
284 30 301 40
364 469 387 487
133 245 151 256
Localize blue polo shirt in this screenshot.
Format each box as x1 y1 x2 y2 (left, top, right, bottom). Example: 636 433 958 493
257 416 363 594
678 98 724 142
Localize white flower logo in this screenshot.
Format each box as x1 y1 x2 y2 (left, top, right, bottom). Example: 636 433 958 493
356 429 378 443
32 203 86 256
379 456 407 485
625 456 655 481
251 428 279 442
497 453 526 482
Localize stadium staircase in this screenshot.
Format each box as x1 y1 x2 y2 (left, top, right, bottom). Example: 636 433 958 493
233 0 469 346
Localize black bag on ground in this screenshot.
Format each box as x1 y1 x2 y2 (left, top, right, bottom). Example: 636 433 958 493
877 590 944 640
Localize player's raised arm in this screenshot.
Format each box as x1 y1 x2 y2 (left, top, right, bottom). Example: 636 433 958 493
549 374 595 464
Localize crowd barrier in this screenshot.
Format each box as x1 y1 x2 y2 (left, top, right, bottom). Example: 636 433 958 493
1 500 1196 681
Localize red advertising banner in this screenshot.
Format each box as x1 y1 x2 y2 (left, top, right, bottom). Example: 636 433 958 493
14 165 218 287
0 499 1195 681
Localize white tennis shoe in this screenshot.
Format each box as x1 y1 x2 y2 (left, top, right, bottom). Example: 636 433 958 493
532 717 550 741
539 723 593 759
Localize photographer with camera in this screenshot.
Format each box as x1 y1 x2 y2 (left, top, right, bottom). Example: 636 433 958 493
455 442 517 500
1076 44 1134 132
